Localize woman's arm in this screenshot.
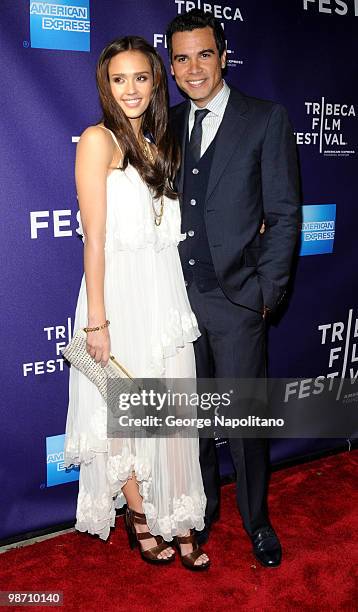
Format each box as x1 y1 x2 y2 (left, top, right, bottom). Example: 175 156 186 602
75 126 113 365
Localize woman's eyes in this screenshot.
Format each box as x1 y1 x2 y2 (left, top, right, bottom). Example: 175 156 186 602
113 75 148 84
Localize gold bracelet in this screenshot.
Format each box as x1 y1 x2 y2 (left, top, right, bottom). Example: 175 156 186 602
83 320 110 333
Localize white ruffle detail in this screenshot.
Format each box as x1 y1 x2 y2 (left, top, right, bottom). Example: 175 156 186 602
75 489 116 541
151 309 200 376
64 433 107 466
78 167 186 254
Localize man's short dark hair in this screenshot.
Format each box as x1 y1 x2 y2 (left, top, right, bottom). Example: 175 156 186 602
166 9 226 60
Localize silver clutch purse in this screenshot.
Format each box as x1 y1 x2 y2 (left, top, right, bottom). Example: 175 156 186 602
62 329 134 402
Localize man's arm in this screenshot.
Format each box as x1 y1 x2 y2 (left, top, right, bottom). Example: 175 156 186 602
257 103 300 312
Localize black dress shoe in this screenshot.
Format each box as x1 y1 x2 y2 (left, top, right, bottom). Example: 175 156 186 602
251 526 282 568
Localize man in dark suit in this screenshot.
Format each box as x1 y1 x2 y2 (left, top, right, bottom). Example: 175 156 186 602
166 9 300 567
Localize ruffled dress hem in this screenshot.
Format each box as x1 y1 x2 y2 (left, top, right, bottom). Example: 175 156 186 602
65 446 205 542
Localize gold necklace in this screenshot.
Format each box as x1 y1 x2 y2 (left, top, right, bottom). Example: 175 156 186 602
140 136 155 163
152 196 164 227
140 136 164 227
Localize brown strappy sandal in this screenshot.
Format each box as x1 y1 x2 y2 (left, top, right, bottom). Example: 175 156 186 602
124 508 175 564
176 531 210 571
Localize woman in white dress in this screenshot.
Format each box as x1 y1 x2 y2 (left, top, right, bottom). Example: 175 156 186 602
64 36 210 570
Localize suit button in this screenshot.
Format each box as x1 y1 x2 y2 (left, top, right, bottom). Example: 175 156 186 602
189 259 195 266
188 230 195 237
192 168 199 175
185 280 188 287
190 199 196 206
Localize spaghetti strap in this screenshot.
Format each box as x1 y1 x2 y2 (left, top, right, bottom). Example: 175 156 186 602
98 125 122 168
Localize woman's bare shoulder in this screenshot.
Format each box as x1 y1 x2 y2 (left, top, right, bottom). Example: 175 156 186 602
79 124 113 146
76 125 116 168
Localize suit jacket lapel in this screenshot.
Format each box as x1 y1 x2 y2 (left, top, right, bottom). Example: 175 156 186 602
206 88 249 201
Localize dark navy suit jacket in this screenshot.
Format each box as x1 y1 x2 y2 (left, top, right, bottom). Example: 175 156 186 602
170 85 300 313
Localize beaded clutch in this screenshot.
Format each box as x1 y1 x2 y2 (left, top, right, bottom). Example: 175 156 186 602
62 329 134 402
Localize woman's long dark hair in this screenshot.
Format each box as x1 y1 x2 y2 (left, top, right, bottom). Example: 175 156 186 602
96 36 179 199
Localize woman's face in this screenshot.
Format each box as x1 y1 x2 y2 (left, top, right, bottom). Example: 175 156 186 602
108 50 154 123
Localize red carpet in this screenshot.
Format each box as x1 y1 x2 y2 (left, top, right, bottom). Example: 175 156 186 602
1 451 357 611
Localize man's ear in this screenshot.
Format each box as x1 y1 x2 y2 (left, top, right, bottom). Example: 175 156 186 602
170 64 175 77
221 50 227 69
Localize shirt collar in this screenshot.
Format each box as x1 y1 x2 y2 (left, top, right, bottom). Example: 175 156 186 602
190 80 230 118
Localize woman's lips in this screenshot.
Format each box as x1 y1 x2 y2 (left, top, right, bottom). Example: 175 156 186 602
122 98 142 107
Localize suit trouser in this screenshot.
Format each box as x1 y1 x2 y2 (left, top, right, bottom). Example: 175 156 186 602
187 281 270 536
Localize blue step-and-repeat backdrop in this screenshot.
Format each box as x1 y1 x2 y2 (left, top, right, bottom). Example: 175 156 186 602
1 0 357 541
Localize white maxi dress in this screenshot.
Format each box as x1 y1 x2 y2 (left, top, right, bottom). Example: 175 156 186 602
64 129 206 541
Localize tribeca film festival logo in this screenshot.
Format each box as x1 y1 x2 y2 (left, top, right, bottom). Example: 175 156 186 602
23 318 72 377
300 204 336 256
46 434 79 487
303 0 358 16
154 1 244 68
295 98 356 157
285 308 358 404
30 0 90 52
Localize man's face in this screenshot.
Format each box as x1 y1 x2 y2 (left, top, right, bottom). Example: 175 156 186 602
170 26 226 107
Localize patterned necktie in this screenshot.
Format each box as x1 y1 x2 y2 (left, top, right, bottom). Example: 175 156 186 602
189 108 210 162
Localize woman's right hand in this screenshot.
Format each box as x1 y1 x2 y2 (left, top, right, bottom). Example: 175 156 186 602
86 327 111 367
